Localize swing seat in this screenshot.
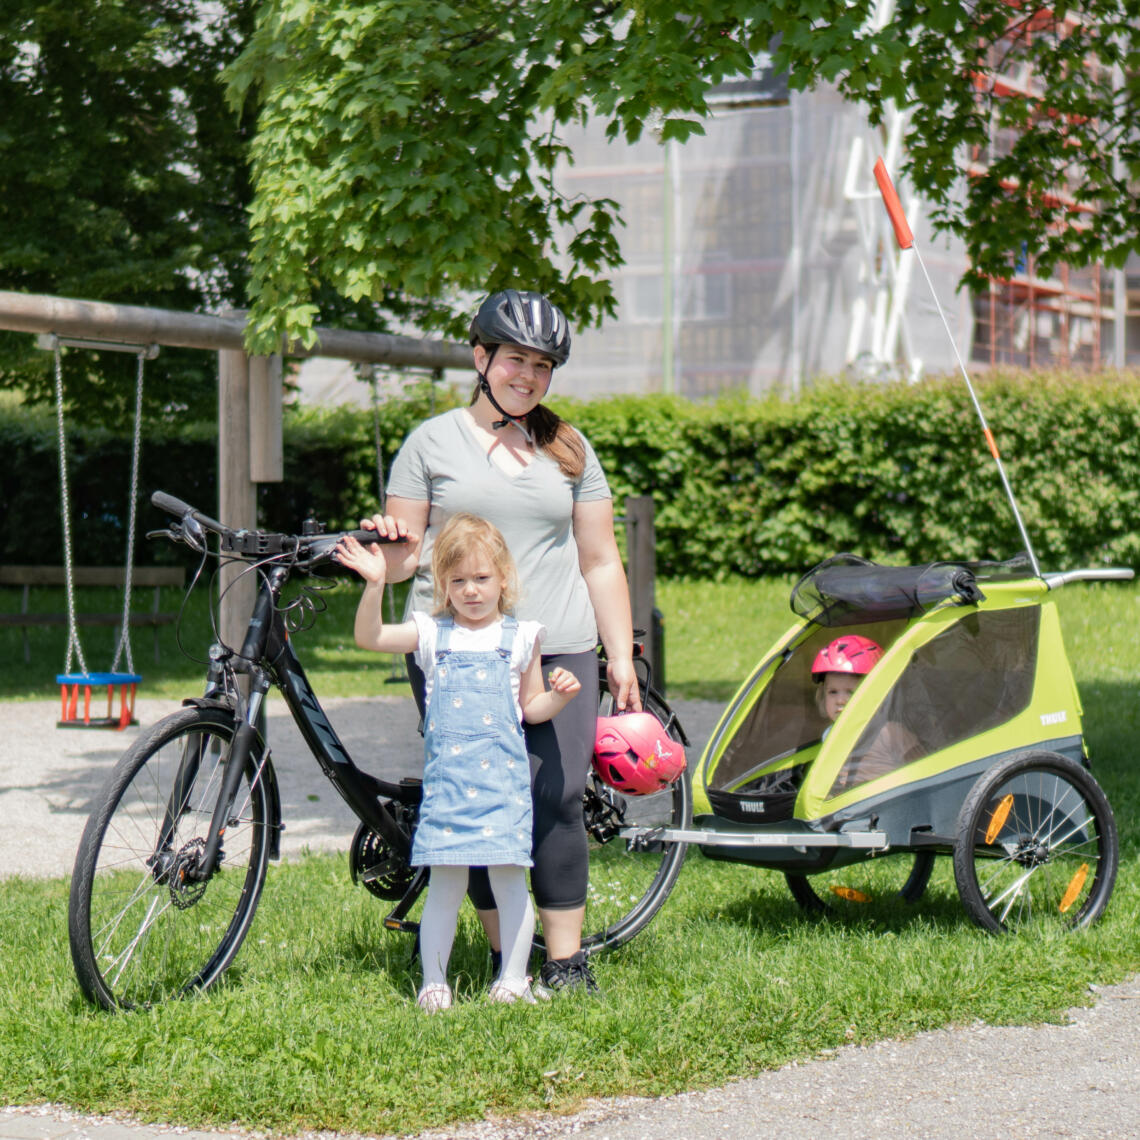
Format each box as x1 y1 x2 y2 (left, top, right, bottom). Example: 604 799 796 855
56 672 142 730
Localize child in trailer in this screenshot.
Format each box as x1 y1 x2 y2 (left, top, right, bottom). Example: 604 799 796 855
337 513 581 1011
813 635 884 730
813 634 922 791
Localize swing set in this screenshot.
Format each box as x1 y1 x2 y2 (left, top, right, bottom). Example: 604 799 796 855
0 287 472 730
45 333 157 729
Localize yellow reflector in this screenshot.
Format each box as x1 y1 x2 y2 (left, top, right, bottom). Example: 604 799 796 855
1059 864 1090 914
831 885 872 903
984 794 1014 844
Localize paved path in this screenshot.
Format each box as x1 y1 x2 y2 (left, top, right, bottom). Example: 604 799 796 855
2 696 1137 1139
0 694 434 880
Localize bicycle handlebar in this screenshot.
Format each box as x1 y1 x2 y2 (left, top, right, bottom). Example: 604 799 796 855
150 490 405 564
152 491 226 535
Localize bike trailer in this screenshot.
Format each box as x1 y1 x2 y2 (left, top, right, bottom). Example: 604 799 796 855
689 554 1125 867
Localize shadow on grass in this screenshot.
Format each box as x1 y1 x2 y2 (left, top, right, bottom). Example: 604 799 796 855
707 872 972 937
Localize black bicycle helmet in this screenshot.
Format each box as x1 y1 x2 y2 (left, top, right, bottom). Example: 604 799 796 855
469 289 571 367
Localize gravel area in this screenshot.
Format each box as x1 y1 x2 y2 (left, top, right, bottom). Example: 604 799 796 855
0 693 433 881
2 694 1137 1140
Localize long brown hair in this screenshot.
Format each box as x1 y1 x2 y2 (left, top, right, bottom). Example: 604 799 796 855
469 382 585 480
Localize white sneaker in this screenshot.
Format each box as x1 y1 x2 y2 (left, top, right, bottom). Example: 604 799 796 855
416 983 453 1013
488 978 538 1005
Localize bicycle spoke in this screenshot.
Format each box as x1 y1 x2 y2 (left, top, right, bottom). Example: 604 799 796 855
69 710 271 1009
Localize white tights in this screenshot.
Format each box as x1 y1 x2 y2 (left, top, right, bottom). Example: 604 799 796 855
419 865 534 991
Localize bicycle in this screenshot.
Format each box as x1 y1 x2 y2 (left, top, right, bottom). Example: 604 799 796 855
67 491 691 1009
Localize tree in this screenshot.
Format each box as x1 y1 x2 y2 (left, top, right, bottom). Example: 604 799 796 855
781 0 1140 287
0 0 257 424
229 0 1140 356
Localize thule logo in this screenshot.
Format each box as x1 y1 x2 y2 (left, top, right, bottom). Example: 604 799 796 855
1040 710 1068 726
740 801 766 812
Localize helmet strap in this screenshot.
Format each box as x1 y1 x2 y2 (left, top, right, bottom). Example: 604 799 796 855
477 345 534 443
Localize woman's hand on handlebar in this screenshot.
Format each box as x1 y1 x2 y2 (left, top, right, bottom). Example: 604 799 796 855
606 655 642 713
360 513 417 543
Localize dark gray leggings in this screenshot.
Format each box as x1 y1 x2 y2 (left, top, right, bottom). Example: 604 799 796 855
407 648 599 910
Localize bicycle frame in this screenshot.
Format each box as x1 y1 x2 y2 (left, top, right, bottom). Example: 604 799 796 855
187 560 428 927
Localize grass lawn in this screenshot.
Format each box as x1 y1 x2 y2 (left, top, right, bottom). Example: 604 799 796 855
0 573 1138 1134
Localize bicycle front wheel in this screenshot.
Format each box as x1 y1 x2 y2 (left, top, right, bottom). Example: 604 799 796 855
68 707 273 1009
573 686 691 952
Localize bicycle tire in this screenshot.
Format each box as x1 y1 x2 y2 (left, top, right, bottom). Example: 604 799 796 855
543 684 690 954
68 707 273 1009
785 851 936 916
953 750 1118 933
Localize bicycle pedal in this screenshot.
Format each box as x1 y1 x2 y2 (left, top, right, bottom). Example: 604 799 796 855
383 917 420 933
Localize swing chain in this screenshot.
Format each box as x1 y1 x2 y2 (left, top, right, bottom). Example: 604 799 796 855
110 350 145 675
53 344 89 677
50 336 154 679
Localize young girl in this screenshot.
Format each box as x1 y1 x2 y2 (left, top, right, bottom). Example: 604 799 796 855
337 512 580 1011
812 635 883 727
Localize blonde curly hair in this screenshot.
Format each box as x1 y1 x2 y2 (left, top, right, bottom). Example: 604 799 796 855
431 513 519 617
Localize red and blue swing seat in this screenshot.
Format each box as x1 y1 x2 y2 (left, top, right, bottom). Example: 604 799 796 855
56 672 142 730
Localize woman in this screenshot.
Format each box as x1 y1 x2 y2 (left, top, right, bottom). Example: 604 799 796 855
361 288 639 995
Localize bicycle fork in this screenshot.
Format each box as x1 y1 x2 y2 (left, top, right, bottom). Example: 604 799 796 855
188 673 271 882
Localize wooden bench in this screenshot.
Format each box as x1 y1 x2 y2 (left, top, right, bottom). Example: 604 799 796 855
0 565 185 664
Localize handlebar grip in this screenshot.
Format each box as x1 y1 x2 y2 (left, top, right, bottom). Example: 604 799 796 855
341 529 407 545
151 490 192 517
150 490 228 535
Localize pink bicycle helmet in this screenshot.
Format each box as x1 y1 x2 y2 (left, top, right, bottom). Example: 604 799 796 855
811 634 883 683
593 711 686 796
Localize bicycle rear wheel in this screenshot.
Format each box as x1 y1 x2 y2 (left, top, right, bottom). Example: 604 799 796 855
568 685 691 952
68 707 273 1009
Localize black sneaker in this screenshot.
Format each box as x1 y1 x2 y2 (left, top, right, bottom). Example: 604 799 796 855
535 950 600 997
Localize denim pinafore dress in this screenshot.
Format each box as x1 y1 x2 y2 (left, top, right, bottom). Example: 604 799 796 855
411 616 534 867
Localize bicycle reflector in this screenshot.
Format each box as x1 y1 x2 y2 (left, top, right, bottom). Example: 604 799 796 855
593 711 686 796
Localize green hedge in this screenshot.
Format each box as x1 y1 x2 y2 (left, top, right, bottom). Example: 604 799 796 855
564 371 1140 576
3 371 1139 576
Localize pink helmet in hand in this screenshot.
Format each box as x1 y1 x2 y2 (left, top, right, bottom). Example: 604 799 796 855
811 634 883 683
593 711 686 796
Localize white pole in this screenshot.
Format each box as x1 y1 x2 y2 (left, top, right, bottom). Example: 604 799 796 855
875 158 1041 577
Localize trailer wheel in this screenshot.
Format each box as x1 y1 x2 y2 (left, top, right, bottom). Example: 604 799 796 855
953 751 1117 933
785 851 935 916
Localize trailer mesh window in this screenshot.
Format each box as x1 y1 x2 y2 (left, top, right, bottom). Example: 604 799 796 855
829 606 1040 797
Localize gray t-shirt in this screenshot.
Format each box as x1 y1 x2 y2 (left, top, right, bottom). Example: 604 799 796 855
387 408 612 654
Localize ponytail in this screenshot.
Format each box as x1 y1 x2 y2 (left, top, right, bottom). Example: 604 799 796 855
526 404 586 481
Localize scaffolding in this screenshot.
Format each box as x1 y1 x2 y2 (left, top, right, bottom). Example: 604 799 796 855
554 81 973 399
551 4 1129 397
967 6 1123 370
